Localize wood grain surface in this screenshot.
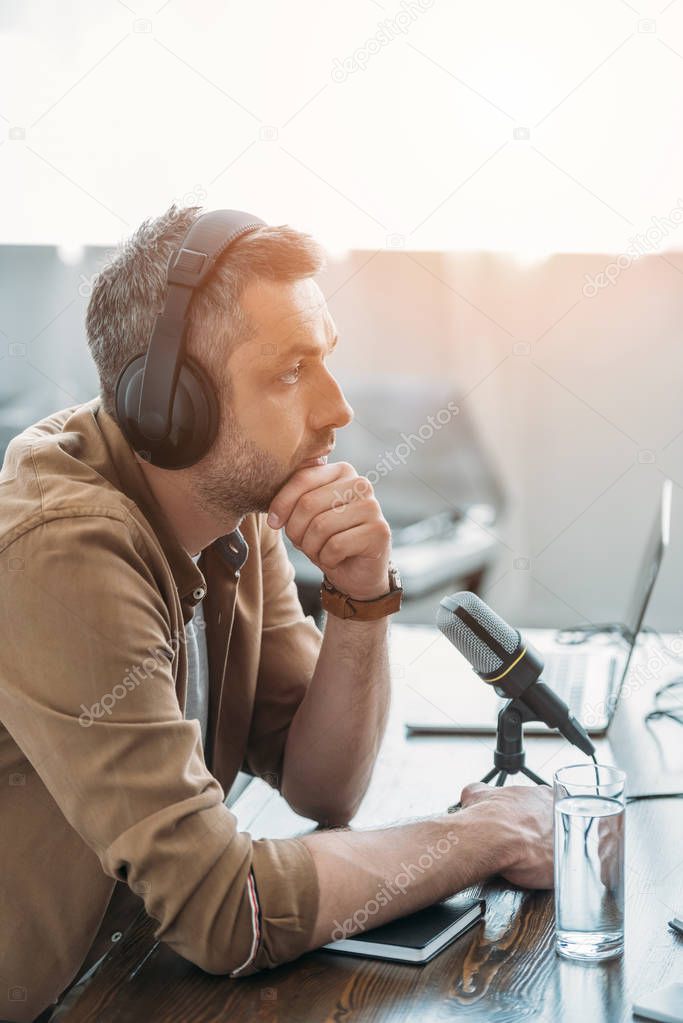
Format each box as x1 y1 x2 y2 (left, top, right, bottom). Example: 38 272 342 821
49 627 683 1023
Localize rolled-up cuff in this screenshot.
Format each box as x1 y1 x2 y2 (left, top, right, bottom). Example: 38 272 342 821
228 869 261 976
238 836 320 974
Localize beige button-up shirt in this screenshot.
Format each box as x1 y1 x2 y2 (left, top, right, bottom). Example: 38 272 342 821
0 397 322 1021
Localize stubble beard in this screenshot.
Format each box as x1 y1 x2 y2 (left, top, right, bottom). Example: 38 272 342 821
191 412 294 521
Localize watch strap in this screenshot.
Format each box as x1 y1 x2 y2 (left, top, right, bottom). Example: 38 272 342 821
320 564 403 621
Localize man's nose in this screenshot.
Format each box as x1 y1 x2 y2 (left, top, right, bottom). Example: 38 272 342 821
312 372 354 431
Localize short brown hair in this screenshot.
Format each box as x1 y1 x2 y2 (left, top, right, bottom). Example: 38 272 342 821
85 205 326 424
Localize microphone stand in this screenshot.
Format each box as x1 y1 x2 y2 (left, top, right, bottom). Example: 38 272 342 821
448 696 549 812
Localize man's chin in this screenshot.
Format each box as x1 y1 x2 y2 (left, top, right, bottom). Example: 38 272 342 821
245 482 289 516
247 464 305 515
194 460 291 520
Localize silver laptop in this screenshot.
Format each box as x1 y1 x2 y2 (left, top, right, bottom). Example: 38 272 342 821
404 479 672 738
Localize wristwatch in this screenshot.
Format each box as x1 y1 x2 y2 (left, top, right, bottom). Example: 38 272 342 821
320 561 403 621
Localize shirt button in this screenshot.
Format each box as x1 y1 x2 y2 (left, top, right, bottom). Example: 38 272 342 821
192 587 206 601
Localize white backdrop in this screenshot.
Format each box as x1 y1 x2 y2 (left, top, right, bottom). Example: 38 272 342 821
2 0 683 255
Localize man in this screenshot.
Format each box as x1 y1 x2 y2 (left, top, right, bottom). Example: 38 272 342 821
0 206 552 1022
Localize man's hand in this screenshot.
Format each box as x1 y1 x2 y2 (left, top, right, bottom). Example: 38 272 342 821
267 461 392 600
460 781 555 889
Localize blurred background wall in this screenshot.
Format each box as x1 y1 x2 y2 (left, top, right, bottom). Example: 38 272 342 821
2 0 683 630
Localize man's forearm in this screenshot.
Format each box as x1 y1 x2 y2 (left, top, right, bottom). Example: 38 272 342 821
281 614 392 825
299 802 513 948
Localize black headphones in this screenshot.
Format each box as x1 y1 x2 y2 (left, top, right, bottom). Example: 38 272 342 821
114 208 267 470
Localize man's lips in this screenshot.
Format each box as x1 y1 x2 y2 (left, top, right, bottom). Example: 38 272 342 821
298 448 333 467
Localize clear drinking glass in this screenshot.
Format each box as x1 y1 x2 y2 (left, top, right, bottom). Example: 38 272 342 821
553 763 626 961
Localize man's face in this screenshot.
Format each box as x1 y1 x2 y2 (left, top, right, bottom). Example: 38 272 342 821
191 276 354 522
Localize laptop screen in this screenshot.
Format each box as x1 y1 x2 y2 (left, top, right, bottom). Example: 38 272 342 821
612 478 672 706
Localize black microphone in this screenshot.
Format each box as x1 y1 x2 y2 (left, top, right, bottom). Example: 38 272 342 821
436 591 596 757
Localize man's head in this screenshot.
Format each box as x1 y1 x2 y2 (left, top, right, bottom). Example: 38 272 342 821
85 206 353 540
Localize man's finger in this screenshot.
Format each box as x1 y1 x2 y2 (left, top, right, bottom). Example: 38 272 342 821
459 782 491 805
318 521 390 570
296 499 376 560
284 476 367 545
267 461 352 528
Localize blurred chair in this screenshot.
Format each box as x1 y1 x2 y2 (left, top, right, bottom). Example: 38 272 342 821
284 374 506 626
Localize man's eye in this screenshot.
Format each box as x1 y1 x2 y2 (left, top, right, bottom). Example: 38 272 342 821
280 363 302 384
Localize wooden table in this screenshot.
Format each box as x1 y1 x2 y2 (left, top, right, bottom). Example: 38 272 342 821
50 626 683 1023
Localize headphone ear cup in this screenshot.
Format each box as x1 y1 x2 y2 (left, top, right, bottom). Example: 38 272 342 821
114 353 219 470
115 353 148 452
174 356 220 468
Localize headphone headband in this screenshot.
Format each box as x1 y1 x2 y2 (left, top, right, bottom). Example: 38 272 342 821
115 208 267 469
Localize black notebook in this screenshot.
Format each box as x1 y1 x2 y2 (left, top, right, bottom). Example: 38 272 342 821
321 896 485 964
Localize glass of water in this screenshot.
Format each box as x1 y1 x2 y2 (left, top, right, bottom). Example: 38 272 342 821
554 762 626 961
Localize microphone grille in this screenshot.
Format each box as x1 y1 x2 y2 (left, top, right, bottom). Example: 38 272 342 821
436 591 519 673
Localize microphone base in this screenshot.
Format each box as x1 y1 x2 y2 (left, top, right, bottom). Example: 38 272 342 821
448 697 550 812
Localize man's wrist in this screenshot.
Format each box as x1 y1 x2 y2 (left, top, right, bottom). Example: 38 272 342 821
343 586 392 601
322 573 392 602
323 610 389 632
320 563 403 621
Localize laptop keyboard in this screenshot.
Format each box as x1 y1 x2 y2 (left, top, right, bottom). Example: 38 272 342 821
494 651 591 716
542 652 589 713
491 648 620 729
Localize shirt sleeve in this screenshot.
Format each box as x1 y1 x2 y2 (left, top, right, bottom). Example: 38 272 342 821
0 514 319 976
242 515 323 787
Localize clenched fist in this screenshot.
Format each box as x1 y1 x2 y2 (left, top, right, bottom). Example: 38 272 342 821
267 460 392 600
460 781 555 890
